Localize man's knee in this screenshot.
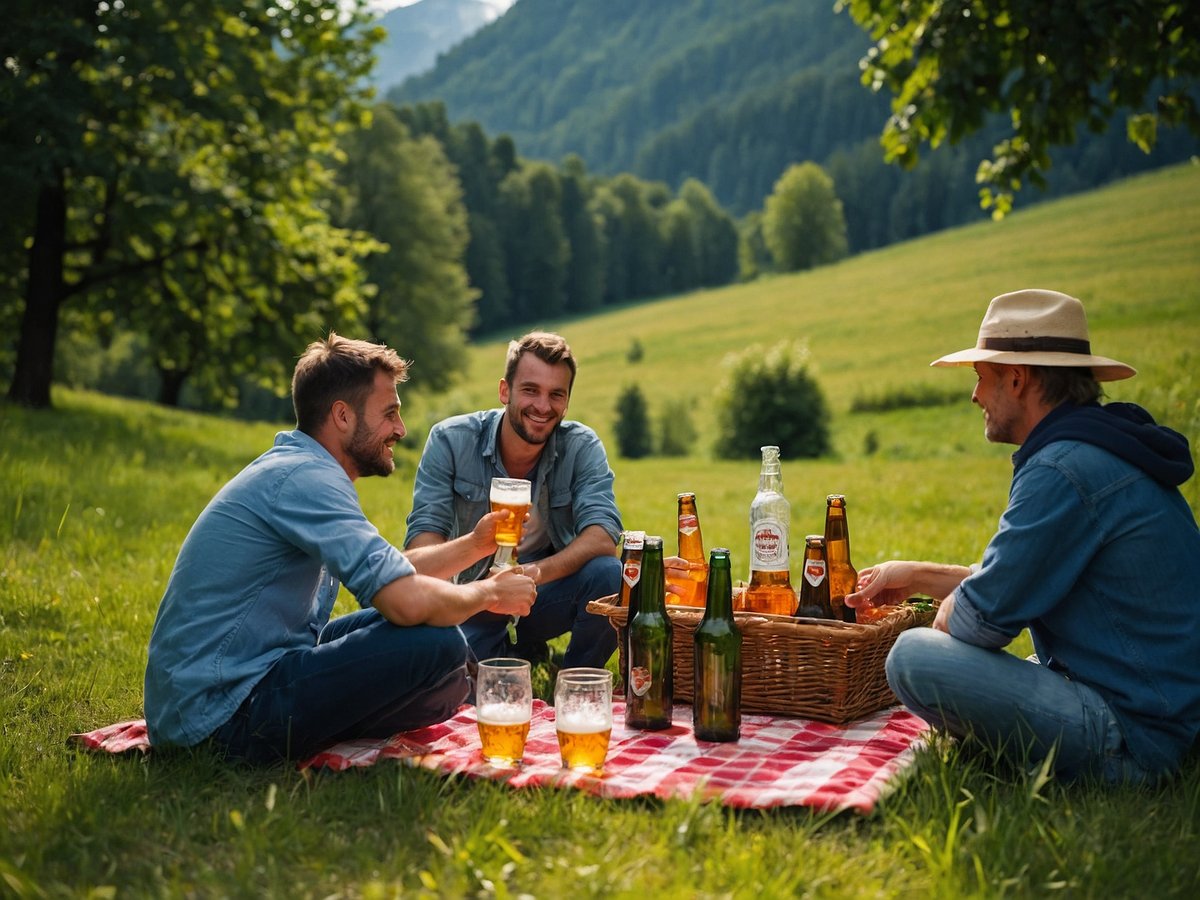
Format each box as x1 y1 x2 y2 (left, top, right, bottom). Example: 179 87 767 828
575 553 621 597
886 627 946 703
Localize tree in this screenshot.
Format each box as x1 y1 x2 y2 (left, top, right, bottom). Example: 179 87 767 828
614 383 653 459
2 0 381 408
333 106 475 394
713 341 831 460
837 0 1200 215
761 163 848 272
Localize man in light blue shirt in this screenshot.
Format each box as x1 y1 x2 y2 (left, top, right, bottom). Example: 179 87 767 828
144 334 539 763
847 290 1200 784
406 332 622 670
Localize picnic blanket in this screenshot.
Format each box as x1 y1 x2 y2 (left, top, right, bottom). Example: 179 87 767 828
71 701 928 813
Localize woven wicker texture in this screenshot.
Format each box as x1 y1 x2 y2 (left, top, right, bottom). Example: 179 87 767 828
589 596 934 724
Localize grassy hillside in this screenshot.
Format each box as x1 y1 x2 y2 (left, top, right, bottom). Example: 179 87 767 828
2 164 1198 897
393 162 1200 563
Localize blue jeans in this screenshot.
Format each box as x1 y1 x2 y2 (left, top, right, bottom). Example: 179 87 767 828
886 628 1153 784
211 608 470 764
460 553 620 669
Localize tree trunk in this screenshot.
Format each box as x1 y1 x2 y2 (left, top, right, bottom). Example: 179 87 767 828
7 175 68 409
157 367 188 407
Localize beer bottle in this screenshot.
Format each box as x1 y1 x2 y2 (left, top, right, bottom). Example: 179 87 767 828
823 495 858 623
794 535 835 619
625 535 673 730
693 547 741 742
743 445 797 616
665 492 707 608
618 530 646 608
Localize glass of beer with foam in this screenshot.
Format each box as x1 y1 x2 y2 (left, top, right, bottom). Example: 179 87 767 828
476 658 533 768
553 668 613 773
489 477 532 569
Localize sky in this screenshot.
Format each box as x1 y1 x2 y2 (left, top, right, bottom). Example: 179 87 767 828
366 0 516 12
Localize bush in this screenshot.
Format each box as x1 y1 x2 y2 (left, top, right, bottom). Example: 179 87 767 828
613 383 653 458
657 396 697 457
713 341 831 460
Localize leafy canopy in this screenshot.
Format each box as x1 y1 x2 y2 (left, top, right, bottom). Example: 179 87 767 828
837 0 1200 215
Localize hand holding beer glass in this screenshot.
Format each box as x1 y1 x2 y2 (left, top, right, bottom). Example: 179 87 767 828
490 477 532 570
553 668 613 773
476 658 533 768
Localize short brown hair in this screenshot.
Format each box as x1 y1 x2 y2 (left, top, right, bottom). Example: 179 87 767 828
1030 365 1103 407
504 331 577 393
292 333 410 434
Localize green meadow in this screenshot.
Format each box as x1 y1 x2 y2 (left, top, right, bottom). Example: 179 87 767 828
2 163 1198 896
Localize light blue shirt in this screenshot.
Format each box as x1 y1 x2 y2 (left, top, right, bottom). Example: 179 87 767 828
144 431 415 747
404 408 621 582
948 438 1200 775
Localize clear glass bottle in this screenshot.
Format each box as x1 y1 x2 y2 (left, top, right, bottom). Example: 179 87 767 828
743 445 797 616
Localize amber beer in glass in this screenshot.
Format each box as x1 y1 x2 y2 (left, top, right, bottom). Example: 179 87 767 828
476 658 533 767
693 548 741 742
625 536 673 730
666 492 707 607
824 494 859 623
489 477 532 569
743 446 797 616
554 668 613 772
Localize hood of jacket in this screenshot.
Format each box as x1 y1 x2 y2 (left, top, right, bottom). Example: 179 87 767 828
1013 401 1194 486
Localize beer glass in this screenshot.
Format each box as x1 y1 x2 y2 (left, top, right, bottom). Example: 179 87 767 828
475 657 533 768
489 477 532 570
553 668 613 773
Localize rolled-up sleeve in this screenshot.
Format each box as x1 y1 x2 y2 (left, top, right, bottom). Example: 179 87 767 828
272 464 414 606
405 424 458 544
566 427 622 542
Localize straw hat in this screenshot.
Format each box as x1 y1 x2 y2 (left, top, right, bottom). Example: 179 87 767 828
930 289 1136 382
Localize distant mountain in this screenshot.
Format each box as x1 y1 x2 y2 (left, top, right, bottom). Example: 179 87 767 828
369 0 514 92
388 0 1197 224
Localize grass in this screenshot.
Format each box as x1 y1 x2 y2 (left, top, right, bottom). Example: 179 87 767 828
3 163 1200 896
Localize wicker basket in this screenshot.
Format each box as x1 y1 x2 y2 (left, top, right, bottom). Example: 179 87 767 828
587 596 935 724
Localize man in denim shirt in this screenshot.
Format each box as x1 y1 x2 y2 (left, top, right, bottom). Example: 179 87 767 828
145 334 539 763
406 332 622 670
847 290 1200 784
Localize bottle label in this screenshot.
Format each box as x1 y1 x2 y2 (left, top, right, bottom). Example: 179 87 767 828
622 559 642 590
629 665 652 696
804 558 827 587
623 530 645 551
678 514 699 536
750 518 788 569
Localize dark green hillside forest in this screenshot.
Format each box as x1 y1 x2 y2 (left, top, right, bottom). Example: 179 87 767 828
392 0 1199 242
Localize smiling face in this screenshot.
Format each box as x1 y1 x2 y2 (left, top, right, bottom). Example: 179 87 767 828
499 353 572 447
344 369 406 478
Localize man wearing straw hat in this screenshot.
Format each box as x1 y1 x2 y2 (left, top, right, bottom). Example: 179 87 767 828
846 289 1200 784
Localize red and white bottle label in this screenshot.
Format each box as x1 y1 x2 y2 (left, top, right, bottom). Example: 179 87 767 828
678 514 699 536
750 519 788 568
804 558 827 587
623 559 642 589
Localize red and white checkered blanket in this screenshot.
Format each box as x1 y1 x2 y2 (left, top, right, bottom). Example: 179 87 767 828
71 702 928 813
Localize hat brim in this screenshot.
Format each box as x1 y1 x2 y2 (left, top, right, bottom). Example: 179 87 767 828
930 348 1136 382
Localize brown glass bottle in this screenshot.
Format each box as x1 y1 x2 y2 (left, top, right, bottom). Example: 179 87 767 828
794 534 835 619
823 495 858 623
666 492 707 608
618 530 645 608
693 548 741 742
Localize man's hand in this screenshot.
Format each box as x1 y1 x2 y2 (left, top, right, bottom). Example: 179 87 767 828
663 554 702 600
481 563 541 617
844 561 918 612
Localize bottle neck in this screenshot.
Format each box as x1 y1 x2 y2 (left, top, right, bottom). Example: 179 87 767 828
758 470 783 493
639 544 666 614
703 560 733 619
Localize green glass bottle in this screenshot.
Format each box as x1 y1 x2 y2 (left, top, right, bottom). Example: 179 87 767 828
625 535 673 730
693 547 742 742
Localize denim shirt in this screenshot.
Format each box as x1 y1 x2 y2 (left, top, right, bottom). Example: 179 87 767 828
144 431 415 747
405 408 622 583
948 438 1200 775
